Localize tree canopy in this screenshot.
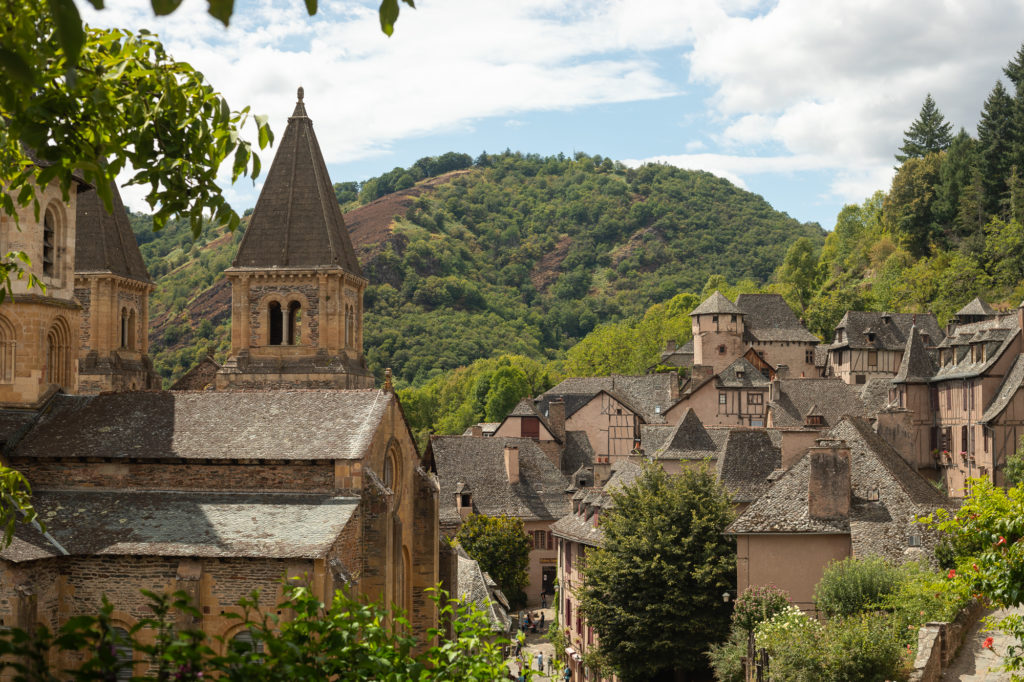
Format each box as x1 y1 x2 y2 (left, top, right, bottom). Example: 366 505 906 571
579 463 735 681
455 514 532 610
896 94 953 162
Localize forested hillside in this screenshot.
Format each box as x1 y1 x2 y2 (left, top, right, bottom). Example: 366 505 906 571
136 151 824 386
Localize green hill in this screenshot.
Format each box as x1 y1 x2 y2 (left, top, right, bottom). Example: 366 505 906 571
135 151 825 387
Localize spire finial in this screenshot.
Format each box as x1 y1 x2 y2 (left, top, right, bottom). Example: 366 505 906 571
297 86 304 102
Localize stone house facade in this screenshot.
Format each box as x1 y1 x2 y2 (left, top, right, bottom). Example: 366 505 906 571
825 310 943 386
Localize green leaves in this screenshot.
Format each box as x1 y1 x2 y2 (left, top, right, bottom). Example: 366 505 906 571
379 0 415 36
46 0 85 64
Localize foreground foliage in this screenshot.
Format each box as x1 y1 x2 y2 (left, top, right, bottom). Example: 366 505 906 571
0 581 514 681
580 463 735 681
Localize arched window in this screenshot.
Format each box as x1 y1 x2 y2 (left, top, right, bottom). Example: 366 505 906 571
127 309 137 350
43 207 57 277
230 629 263 655
45 318 72 389
346 306 355 347
287 301 301 345
111 627 133 681
268 301 283 345
0 316 14 384
383 451 395 488
120 308 128 348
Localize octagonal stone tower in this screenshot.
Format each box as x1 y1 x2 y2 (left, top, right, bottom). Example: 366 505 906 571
216 88 374 389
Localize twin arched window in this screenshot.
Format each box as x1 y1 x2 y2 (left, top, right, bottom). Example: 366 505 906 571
120 308 137 349
268 300 301 346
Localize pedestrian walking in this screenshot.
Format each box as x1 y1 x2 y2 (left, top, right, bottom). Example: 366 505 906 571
539 611 545 630
546 653 553 674
535 651 543 671
541 592 548 608
563 664 571 681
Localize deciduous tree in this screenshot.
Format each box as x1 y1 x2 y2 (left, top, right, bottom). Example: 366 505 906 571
456 514 532 609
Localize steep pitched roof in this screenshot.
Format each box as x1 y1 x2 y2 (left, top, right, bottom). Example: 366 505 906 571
716 429 782 504
232 88 362 273
538 374 678 422
1 490 359 562
735 293 819 343
768 378 869 429
690 290 741 316
652 408 724 460
859 378 895 415
933 313 1020 381
431 436 570 522
728 418 950 560
75 181 152 282
456 548 511 632
11 390 391 461
981 354 1024 423
831 311 944 351
717 357 771 388
956 297 996 318
893 326 935 384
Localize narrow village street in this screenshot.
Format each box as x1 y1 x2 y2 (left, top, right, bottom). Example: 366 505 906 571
942 606 1024 681
506 607 558 681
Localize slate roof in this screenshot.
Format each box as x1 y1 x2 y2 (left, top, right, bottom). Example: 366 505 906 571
932 313 1020 381
768 379 869 429
431 436 570 523
11 390 391 461
0 409 42 451
716 429 782 504
893 326 936 384
956 297 996 318
659 339 694 368
717 357 771 388
1 490 360 563
538 374 678 422
170 356 221 391
75 181 152 283
232 89 362 273
814 345 829 369
456 548 510 632
651 408 728 460
735 293 819 343
981 354 1024 423
859 378 895 416
691 291 741 316
831 312 944 351
561 430 595 476
550 460 642 548
728 418 950 564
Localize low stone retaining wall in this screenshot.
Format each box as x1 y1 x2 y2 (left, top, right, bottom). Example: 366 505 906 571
908 599 986 682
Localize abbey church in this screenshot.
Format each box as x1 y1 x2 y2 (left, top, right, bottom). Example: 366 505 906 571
0 90 439 670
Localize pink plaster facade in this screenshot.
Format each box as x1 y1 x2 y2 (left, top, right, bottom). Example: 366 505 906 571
565 392 640 465
670 378 768 428
734 534 851 611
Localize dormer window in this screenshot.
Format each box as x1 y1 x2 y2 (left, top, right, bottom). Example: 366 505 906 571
865 486 880 501
578 478 587 488
460 493 471 507
736 369 745 378
806 415 824 426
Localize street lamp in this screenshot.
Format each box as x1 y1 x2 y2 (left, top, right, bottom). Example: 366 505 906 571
722 591 731 603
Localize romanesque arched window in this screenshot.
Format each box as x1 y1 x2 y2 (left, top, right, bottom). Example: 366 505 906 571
120 307 128 348
0 316 14 384
287 301 301 345
268 301 283 345
42 206 57 277
45 317 72 389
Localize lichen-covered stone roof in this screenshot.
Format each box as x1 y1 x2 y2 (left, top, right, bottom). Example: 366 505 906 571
456 548 510 632
933 314 1020 382
717 357 771 388
893 326 936 384
11 390 391 461
1 490 359 562
831 311 944 351
651 408 727 460
75 181 152 283
538 373 678 422
431 436 569 523
735 293 819 343
691 290 741 316
727 418 951 565
716 429 782 504
768 379 869 429
232 89 362 273
170 356 221 391
981 354 1024 423
956 297 996 318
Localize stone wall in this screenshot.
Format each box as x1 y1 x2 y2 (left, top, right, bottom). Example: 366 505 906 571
908 599 985 682
14 459 336 492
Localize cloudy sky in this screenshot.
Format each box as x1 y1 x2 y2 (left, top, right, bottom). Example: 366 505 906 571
83 0 1024 230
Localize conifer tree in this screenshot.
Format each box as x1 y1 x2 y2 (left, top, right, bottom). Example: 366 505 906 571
934 128 978 241
896 94 954 162
977 81 1016 217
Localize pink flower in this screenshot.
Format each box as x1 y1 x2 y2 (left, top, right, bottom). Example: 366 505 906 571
983 637 994 649
948 569 956 579
997 536 1007 546
973 563 980 572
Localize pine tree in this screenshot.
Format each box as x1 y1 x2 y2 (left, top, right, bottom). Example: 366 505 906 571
896 94 954 162
1003 43 1024 92
934 128 978 241
977 81 1016 217
1005 44 1024 179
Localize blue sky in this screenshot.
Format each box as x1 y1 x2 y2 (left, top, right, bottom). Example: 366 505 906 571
83 0 1024 230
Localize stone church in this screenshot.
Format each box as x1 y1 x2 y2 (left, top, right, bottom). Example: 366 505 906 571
0 89 439 673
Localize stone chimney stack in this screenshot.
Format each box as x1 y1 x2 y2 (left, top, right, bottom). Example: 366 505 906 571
548 399 566 441
808 440 851 521
666 340 677 353
470 424 483 438
504 444 520 484
668 370 680 399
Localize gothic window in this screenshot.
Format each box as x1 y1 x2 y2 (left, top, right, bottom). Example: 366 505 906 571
268 301 283 345
43 206 57 277
287 301 301 345
383 449 395 488
45 318 72 389
0 316 14 384
346 306 356 347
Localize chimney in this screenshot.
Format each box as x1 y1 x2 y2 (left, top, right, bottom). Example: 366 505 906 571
808 440 851 521
666 339 677 353
669 370 680 399
549 399 566 441
504 444 520 484
775 365 789 379
470 424 483 438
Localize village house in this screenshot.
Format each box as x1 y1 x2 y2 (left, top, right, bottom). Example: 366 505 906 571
766 377 872 468
0 89 441 670
726 417 951 610
825 310 943 386
429 435 570 605
669 354 772 427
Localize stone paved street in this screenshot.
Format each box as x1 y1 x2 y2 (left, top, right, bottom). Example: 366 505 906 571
942 606 1024 681
506 607 559 680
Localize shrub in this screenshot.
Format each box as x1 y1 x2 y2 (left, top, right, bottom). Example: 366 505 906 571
733 584 791 634
814 556 900 617
706 628 746 682
819 613 909 682
755 605 824 680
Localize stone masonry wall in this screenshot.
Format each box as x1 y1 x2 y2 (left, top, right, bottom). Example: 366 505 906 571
74 286 91 350
248 283 320 347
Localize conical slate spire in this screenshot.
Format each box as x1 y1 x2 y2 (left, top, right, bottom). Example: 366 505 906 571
75 180 152 283
893 325 935 384
232 88 362 274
